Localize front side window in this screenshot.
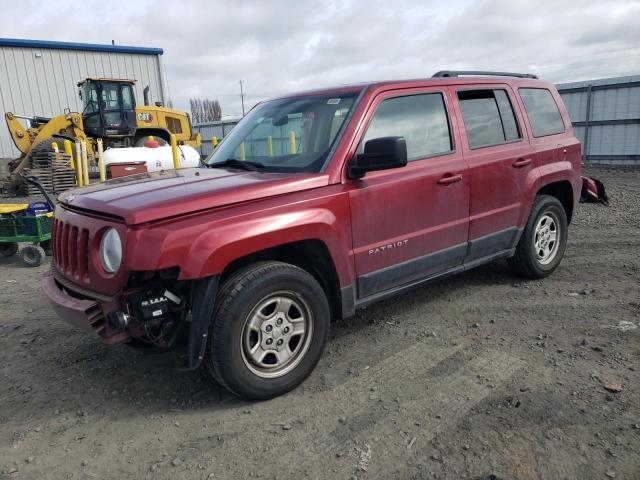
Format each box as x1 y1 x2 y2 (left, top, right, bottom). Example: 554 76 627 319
206 93 358 173
458 89 521 149
519 88 565 137
362 93 452 161
121 85 134 109
81 83 99 115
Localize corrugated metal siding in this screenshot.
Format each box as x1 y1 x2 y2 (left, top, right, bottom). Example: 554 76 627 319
0 45 164 158
557 75 640 166
558 91 588 122
194 120 240 157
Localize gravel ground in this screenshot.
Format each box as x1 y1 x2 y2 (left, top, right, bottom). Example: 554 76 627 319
0 166 638 480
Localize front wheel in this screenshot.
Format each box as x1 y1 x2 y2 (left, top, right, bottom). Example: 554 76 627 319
206 262 330 400
508 195 568 278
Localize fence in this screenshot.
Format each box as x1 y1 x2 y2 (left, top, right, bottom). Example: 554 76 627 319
557 75 640 166
193 118 241 157
193 116 305 159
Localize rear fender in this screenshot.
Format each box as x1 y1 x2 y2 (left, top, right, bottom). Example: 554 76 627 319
519 161 578 226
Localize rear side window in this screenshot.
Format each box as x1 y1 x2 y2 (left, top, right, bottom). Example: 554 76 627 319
457 89 521 149
519 88 565 137
362 93 452 161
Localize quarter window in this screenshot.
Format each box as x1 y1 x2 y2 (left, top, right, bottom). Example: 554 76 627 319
519 88 565 137
362 93 452 161
458 89 521 149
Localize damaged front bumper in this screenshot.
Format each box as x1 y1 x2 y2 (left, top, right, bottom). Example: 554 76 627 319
42 269 129 344
42 269 220 370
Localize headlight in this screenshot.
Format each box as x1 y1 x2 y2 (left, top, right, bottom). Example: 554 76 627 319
99 228 122 273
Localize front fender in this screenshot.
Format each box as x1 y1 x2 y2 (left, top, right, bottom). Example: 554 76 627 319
183 208 348 280
127 192 354 286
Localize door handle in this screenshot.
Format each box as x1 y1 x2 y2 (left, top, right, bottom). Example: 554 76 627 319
513 157 532 168
437 174 463 186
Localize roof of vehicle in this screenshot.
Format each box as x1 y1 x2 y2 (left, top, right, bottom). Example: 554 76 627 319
78 78 137 85
270 72 550 102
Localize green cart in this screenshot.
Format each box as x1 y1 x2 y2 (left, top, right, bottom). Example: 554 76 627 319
0 176 55 267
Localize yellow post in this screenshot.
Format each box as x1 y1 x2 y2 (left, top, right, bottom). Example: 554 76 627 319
64 139 74 169
239 142 246 161
97 138 106 182
81 141 90 186
171 134 180 169
51 142 61 166
211 136 218 149
74 141 83 187
267 136 273 157
289 131 297 154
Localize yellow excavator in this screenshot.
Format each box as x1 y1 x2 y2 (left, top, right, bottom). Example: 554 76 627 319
4 78 201 190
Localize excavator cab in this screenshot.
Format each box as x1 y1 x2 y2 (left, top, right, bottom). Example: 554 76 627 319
79 78 137 143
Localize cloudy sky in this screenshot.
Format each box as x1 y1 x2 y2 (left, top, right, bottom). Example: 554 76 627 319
2 0 639 116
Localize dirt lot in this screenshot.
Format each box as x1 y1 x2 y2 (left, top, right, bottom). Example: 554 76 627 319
0 167 638 480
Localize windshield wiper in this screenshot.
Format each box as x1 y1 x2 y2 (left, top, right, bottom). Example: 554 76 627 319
208 158 265 171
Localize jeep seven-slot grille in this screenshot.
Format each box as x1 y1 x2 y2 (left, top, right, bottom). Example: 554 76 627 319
52 218 90 282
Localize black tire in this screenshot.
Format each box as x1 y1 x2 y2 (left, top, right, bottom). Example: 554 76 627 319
0 242 18 258
508 195 568 279
40 239 52 256
206 261 330 400
32 137 66 154
19 245 46 267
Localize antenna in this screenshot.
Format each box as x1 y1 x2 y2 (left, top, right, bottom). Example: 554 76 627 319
239 80 246 117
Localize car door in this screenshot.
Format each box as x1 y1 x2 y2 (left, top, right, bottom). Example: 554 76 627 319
450 84 536 263
347 87 469 299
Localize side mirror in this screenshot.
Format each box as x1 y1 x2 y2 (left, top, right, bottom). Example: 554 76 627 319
348 136 408 179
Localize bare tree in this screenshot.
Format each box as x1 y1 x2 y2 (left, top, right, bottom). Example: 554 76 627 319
189 98 222 124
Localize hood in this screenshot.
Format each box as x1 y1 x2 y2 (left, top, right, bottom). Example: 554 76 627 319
59 168 329 225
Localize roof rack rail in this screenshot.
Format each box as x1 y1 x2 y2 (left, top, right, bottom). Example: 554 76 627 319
432 70 538 79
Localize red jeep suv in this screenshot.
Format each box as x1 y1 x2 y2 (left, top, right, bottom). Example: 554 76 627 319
43 71 581 399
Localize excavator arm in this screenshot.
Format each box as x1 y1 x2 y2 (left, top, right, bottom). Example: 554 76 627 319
5 112 87 177
6 112 86 155
5 112 33 154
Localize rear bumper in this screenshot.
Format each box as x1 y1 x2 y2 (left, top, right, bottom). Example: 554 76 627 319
42 270 128 344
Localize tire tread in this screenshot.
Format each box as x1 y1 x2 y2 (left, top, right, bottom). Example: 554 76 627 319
207 261 325 399
509 195 567 279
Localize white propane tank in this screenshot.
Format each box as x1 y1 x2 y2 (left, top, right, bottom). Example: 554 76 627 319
103 145 201 172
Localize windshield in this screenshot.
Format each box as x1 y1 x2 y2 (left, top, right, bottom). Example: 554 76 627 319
206 92 358 173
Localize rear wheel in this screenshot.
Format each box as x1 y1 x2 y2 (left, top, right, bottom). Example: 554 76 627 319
0 242 18 258
206 261 330 400
19 245 46 267
508 195 568 278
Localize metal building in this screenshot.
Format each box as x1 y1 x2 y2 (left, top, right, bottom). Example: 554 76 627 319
0 37 166 159
557 75 640 166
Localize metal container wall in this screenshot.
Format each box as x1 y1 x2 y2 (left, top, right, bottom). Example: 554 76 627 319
557 75 640 165
193 119 240 157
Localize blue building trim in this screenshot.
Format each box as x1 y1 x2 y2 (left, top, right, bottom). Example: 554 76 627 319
0 38 163 56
